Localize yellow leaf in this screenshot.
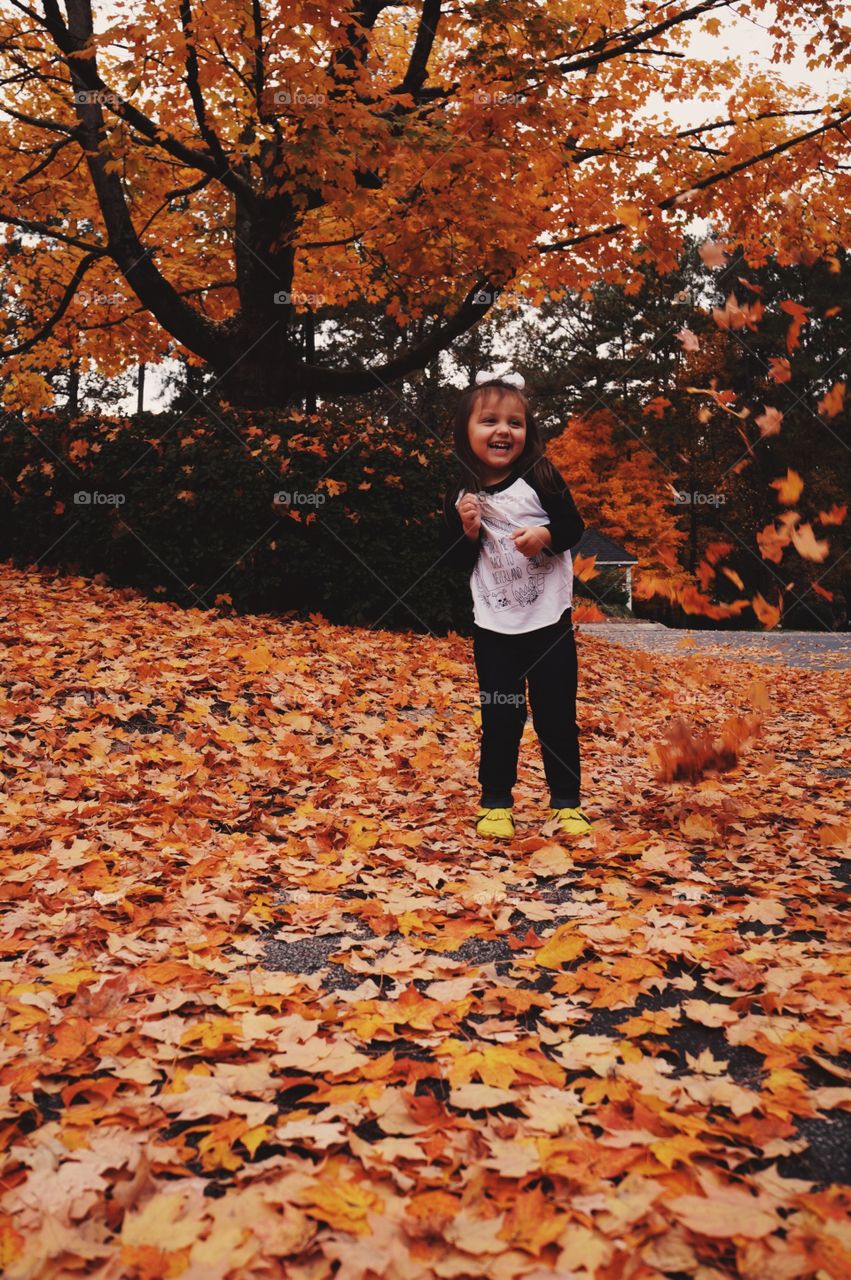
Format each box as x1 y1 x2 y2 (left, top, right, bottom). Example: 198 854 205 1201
122 1190 204 1249
534 924 586 969
770 468 804 505
297 1179 384 1236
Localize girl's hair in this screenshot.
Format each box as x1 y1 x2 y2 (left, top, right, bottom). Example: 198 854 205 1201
442 378 565 521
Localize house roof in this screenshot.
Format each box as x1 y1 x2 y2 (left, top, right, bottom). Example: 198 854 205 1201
572 527 638 565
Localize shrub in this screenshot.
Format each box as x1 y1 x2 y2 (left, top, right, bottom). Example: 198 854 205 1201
0 405 473 634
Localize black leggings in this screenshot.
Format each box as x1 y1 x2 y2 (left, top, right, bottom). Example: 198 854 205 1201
472 606 580 810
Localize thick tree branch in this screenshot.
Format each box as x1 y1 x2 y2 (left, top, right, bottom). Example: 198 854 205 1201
393 0 442 97
298 277 499 394
39 0 257 207
178 0 231 175
35 0 230 365
74 280 237 332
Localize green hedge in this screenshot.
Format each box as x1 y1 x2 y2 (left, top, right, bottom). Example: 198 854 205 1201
0 406 473 635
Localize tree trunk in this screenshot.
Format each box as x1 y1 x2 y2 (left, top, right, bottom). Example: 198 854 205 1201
66 360 80 415
136 362 146 415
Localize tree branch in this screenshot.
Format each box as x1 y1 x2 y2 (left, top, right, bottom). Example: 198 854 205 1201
39 0 257 207
657 107 851 212
393 0 442 97
178 0 231 174
36 0 230 365
16 132 77 184
0 102 80 136
0 212 107 254
73 279 237 331
555 0 729 75
675 107 827 140
136 174 214 240
540 107 851 254
2 250 102 355
299 277 499 393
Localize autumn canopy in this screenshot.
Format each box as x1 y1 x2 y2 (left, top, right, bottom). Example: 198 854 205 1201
1 0 850 409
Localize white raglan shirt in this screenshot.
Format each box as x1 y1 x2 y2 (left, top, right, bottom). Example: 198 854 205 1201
455 477 574 634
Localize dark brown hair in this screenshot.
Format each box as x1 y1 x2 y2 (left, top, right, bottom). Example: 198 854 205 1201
442 378 566 521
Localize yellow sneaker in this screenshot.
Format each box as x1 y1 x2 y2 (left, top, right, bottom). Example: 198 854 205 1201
547 806 592 836
475 807 515 839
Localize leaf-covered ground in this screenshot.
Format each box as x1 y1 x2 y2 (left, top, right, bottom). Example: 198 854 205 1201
1 563 849 1279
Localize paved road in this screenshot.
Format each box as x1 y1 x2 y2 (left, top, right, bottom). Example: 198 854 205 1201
577 623 851 670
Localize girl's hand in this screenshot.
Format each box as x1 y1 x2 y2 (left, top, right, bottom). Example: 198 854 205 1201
457 493 482 538
511 525 552 557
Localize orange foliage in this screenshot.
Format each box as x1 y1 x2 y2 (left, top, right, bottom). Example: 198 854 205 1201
547 409 691 602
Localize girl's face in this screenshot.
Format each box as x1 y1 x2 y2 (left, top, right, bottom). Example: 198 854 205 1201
467 391 527 484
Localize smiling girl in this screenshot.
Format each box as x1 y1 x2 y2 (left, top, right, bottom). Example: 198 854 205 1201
440 367 593 841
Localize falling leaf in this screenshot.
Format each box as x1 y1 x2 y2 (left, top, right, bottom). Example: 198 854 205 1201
818 381 846 418
770 469 804 505
779 299 811 352
817 503 846 526
755 406 783 438
752 593 782 628
791 522 830 562
699 239 728 268
767 356 792 383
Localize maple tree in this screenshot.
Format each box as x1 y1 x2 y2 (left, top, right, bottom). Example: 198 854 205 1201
548 408 692 604
1 560 850 1276
1 1 850 410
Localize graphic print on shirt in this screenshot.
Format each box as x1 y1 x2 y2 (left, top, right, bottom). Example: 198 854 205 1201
472 508 554 612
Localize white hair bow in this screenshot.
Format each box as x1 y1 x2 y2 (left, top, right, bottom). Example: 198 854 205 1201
475 364 525 390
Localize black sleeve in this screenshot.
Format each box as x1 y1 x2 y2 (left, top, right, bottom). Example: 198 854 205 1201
438 490 482 572
531 470 586 557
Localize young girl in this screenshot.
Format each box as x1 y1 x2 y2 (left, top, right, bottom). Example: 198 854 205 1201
440 367 592 840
